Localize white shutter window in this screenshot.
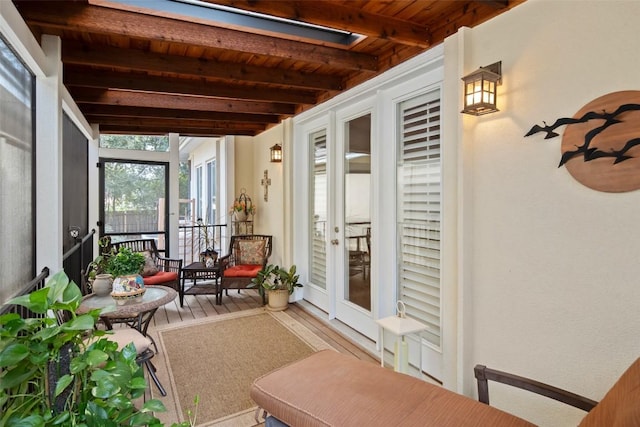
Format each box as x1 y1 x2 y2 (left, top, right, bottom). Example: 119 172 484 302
397 90 442 348
310 130 327 288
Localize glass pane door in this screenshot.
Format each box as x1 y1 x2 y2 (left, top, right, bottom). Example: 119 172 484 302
344 114 371 311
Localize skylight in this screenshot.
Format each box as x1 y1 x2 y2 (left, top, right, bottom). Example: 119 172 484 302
109 0 359 45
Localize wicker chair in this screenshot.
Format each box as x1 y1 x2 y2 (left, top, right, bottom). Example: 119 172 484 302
110 239 182 292
219 234 272 304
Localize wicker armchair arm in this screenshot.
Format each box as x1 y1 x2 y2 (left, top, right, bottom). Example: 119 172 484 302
156 256 182 273
218 253 232 269
474 365 598 412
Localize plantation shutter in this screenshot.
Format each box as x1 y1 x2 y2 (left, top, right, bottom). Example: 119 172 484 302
310 129 327 287
397 90 442 348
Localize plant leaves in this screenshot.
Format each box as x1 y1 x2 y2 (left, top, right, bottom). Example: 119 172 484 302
109 395 134 410
2 270 160 427
0 364 38 388
141 399 167 413
92 378 120 399
84 401 112 426
46 270 70 305
60 278 82 307
4 413 45 427
129 411 161 426
0 343 30 367
130 376 148 390
0 312 21 325
84 349 109 367
61 314 95 332
54 374 74 397
7 287 49 314
120 342 138 361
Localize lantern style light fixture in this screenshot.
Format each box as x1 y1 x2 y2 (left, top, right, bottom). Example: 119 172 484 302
461 61 502 116
270 143 282 162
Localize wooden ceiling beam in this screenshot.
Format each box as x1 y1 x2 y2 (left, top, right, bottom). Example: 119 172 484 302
86 116 267 131
64 68 319 105
61 41 343 91
428 0 525 43
71 87 296 115
15 1 378 71
98 124 258 137
79 105 280 123
205 0 431 48
479 0 511 9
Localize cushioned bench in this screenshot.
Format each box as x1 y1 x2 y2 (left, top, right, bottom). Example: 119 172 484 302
250 350 532 426
250 350 640 427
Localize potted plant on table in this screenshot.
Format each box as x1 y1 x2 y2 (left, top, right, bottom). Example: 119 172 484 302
106 246 146 305
86 236 115 296
196 218 217 267
250 264 302 311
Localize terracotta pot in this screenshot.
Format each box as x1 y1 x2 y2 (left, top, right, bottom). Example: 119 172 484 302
266 289 290 311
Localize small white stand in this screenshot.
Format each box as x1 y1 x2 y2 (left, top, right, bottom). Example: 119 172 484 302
376 301 428 379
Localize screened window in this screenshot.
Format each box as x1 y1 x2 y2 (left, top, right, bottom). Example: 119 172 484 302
100 134 169 152
397 90 442 349
0 36 35 304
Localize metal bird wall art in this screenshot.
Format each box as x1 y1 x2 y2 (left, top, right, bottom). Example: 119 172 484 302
524 90 640 193
525 103 640 166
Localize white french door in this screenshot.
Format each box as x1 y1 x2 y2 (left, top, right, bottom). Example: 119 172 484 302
333 106 377 339
295 51 447 383
300 107 377 340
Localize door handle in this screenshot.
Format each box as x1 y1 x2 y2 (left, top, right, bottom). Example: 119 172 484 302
330 239 339 245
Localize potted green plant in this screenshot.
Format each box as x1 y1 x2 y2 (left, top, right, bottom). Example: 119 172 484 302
0 270 168 426
106 246 146 304
87 236 114 296
196 218 218 267
250 264 302 311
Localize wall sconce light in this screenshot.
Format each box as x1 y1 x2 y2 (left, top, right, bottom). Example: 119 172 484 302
270 143 282 162
461 61 502 116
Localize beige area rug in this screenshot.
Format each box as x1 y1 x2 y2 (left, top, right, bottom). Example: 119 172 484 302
152 308 335 426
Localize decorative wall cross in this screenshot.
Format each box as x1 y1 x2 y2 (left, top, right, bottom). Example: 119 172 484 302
261 169 271 201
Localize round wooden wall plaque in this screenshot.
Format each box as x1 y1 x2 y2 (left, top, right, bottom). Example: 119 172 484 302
562 91 640 192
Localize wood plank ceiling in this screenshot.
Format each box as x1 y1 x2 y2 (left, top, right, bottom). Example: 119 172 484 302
13 0 525 137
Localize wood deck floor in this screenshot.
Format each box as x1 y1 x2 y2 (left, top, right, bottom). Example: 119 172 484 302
147 288 379 364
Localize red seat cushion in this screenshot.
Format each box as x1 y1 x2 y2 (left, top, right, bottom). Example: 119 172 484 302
142 271 178 286
223 264 262 278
